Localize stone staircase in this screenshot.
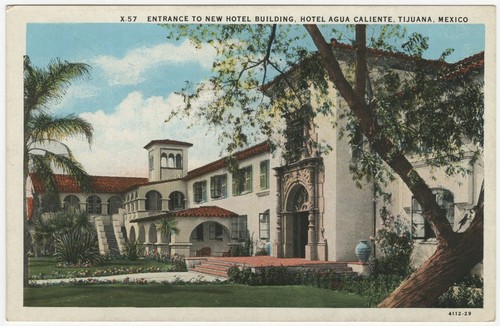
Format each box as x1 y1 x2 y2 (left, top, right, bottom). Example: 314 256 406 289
103 224 120 256
190 258 357 278
191 259 235 278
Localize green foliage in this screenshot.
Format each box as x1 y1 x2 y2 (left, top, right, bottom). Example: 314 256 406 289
157 218 180 239
32 211 94 256
370 207 414 277
24 56 94 195
124 240 143 261
170 254 188 272
53 228 101 265
435 275 484 308
227 265 406 306
163 24 483 193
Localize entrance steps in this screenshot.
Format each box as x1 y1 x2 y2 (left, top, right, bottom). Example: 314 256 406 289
189 257 358 278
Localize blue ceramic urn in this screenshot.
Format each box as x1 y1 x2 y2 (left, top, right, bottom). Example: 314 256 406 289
355 240 371 263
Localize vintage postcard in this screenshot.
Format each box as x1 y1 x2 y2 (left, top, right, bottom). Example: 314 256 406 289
5 4 496 323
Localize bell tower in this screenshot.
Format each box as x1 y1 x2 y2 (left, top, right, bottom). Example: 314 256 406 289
144 139 193 182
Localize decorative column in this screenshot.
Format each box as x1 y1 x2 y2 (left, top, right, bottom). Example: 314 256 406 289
305 210 317 260
101 202 109 215
273 213 283 258
137 198 146 212
161 198 169 212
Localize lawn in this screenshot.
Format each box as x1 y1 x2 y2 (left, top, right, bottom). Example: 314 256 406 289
24 283 371 307
29 256 172 279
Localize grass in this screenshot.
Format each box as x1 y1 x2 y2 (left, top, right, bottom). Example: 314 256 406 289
24 283 371 307
29 256 172 279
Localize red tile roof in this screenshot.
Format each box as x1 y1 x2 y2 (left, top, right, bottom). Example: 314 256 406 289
330 38 447 67
263 40 484 92
144 139 193 149
185 141 270 180
167 206 239 218
30 173 148 194
130 206 238 223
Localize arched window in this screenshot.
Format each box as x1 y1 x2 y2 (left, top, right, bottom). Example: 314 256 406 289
161 154 168 168
87 195 102 214
63 195 80 212
175 154 183 169
167 154 175 168
148 223 157 243
145 191 162 211
108 196 122 215
129 226 136 242
169 191 185 211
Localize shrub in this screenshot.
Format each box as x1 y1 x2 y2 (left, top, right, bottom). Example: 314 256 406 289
169 254 188 272
32 211 96 257
53 228 101 265
124 240 143 261
434 275 484 308
370 207 414 277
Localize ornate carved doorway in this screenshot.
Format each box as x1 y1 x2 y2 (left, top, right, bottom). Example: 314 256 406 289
275 157 327 261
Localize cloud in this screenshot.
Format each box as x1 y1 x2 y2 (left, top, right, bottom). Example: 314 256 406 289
93 40 216 86
50 84 99 112
64 91 224 178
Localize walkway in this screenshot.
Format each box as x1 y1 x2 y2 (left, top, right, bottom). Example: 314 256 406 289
32 271 226 286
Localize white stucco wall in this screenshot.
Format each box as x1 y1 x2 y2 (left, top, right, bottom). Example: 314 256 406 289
185 151 279 250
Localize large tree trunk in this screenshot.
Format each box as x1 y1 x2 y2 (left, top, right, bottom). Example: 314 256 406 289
304 24 484 307
379 198 483 307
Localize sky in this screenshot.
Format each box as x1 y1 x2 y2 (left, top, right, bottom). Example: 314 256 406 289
26 23 485 178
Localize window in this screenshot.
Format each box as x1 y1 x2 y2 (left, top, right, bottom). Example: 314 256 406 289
108 196 122 214
231 215 248 241
193 181 207 203
176 154 183 169
285 115 305 163
259 210 270 240
191 224 204 241
145 191 162 211
209 222 224 241
63 195 80 212
260 160 270 190
411 188 455 239
210 174 227 199
167 154 175 168
232 165 252 196
149 151 154 171
87 195 102 214
168 191 185 211
161 154 168 168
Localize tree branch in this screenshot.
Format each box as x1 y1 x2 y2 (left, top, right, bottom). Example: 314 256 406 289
304 24 457 246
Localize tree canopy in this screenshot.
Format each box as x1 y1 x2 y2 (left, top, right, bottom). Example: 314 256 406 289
164 24 483 195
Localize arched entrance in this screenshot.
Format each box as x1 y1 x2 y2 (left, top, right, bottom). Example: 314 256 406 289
286 185 310 258
189 221 231 257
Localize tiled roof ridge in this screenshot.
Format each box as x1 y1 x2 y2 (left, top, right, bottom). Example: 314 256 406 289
144 139 194 149
185 141 270 180
330 38 449 67
30 173 149 194
331 39 484 77
167 205 239 218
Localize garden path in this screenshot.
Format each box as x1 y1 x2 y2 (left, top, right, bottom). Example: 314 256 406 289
32 271 226 285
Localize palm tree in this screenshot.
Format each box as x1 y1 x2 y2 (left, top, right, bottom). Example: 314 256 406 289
157 218 180 257
23 56 94 286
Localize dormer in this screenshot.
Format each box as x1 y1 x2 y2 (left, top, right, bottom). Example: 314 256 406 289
144 139 193 182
